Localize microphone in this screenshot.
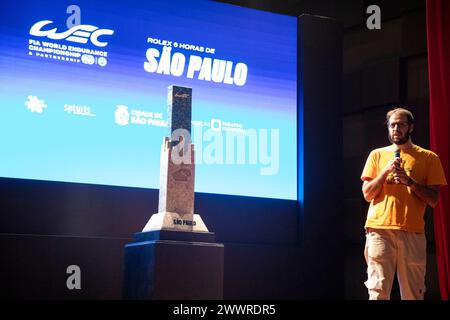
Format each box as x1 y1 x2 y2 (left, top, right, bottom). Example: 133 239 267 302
394 147 400 159
394 147 401 169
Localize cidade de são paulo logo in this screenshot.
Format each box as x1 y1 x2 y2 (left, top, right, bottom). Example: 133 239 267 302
25 95 47 113
28 5 114 67
115 105 130 126
114 105 167 128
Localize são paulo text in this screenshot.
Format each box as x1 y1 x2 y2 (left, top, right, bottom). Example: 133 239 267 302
143 46 248 86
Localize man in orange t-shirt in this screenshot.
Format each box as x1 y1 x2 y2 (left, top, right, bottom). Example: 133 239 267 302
361 108 447 300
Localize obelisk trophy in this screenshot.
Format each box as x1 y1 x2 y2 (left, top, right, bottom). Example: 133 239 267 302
142 85 208 233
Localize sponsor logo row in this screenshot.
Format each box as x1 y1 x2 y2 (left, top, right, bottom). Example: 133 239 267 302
24 95 165 127
24 95 243 132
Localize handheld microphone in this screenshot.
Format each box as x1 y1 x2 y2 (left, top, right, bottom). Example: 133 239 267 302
394 147 401 169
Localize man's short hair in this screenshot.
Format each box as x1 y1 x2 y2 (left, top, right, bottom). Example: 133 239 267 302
386 107 415 125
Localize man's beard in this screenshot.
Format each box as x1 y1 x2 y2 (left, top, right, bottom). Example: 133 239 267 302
388 130 410 145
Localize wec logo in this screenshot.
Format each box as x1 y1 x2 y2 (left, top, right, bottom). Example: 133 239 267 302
29 20 114 47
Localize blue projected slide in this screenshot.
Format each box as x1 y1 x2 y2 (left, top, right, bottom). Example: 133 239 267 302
0 0 298 200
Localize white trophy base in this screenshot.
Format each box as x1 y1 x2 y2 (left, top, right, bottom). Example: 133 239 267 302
142 211 209 233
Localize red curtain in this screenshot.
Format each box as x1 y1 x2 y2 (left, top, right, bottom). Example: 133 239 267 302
426 0 450 300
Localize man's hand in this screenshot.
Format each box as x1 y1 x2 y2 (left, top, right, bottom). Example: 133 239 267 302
383 158 402 176
362 158 403 202
392 167 411 185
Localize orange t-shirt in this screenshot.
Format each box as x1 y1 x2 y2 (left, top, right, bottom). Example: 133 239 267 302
361 145 447 233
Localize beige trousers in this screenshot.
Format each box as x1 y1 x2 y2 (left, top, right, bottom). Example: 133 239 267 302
364 228 427 300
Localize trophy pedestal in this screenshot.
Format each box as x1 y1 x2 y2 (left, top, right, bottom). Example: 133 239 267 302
123 230 223 300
